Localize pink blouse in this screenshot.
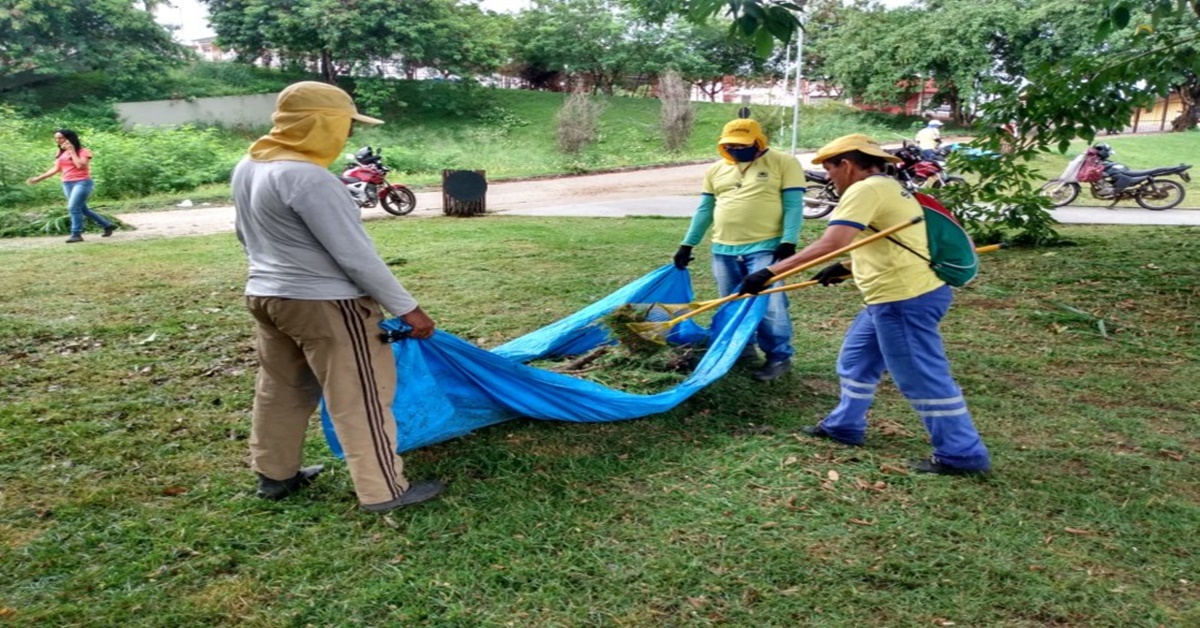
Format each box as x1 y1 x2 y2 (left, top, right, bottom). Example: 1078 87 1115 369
57 148 92 182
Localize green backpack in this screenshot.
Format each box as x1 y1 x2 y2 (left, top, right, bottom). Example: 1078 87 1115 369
873 192 979 287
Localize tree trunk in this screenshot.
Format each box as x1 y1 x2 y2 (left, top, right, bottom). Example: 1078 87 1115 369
1169 81 1200 132
319 50 336 83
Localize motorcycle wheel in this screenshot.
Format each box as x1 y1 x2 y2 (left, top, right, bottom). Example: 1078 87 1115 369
1135 180 1185 210
380 186 417 216
936 176 967 188
803 185 839 219
1039 179 1080 207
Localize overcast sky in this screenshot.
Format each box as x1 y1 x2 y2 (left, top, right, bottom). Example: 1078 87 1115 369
157 0 914 42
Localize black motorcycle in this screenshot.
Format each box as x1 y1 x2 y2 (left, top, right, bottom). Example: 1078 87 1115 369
1040 144 1192 210
802 169 840 219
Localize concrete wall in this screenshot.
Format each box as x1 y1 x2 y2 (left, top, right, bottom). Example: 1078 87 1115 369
115 93 279 129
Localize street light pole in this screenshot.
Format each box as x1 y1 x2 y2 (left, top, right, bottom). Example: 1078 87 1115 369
789 17 804 154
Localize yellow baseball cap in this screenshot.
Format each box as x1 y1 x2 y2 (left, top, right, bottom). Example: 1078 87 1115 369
275 81 384 125
812 133 900 165
718 119 767 147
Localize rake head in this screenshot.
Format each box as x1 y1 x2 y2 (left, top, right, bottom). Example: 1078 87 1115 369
601 303 686 354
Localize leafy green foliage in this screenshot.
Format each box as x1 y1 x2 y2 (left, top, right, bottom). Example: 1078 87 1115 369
203 0 513 82
0 0 189 96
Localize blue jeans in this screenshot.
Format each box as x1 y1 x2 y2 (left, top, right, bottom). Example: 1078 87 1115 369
819 285 991 470
711 250 793 362
62 179 111 236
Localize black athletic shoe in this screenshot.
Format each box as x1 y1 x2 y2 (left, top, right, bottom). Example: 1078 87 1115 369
256 465 325 500
798 424 862 447
102 225 117 237
360 480 446 513
752 359 791 382
909 457 989 476
65 234 83 243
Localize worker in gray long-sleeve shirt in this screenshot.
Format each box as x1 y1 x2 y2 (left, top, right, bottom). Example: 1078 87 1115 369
232 81 444 513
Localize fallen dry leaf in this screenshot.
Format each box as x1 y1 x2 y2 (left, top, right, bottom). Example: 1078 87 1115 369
161 486 188 497
1159 449 1184 461
827 470 840 482
1064 527 1095 536
880 463 908 475
847 518 875 526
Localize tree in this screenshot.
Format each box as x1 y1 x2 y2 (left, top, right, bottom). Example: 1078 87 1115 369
940 0 1200 245
205 0 511 83
204 0 411 82
398 3 513 79
0 0 188 94
514 0 633 94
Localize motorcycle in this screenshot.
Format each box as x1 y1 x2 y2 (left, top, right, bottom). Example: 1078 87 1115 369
800 142 964 220
887 142 967 192
802 169 840 219
340 146 417 216
1040 144 1191 210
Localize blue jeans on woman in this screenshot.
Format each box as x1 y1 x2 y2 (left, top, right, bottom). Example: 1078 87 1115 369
711 250 794 363
62 179 112 236
818 285 990 470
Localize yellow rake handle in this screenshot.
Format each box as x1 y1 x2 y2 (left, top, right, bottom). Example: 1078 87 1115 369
734 242 1005 300
688 241 1006 308
648 216 925 329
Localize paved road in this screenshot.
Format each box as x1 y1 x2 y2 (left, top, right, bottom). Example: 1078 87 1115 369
1 160 1196 251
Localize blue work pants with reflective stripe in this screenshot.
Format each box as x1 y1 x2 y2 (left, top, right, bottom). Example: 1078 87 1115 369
819 285 991 470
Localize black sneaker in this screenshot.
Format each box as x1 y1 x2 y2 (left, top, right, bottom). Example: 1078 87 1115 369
256 465 325 500
360 480 446 513
909 457 989 476
102 225 117 237
798 424 862 447
65 234 83 243
752 358 791 382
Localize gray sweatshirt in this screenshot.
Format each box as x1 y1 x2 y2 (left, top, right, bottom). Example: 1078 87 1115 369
232 157 419 316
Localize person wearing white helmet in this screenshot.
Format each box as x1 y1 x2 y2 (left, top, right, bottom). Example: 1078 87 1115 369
915 119 944 160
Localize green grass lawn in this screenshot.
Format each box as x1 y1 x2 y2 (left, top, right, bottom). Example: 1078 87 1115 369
1 218 1197 626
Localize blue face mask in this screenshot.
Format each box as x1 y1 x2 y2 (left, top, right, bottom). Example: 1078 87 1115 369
727 145 759 162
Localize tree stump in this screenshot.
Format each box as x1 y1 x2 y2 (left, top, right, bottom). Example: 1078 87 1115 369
442 170 488 216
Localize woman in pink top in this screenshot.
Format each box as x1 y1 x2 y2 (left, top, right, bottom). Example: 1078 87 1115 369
26 129 116 243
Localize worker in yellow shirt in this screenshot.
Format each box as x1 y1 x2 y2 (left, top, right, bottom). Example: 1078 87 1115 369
672 118 806 382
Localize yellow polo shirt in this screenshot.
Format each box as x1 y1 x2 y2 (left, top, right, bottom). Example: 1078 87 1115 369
828 175 944 304
702 150 805 245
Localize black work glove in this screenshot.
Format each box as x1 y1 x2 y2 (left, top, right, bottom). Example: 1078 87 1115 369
739 268 776 295
673 245 694 269
811 262 851 286
772 242 796 262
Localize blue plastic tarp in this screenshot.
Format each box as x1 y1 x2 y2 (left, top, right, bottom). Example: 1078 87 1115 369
321 265 767 454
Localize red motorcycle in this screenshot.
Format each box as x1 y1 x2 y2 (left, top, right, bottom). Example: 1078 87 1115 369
888 142 966 192
340 146 417 216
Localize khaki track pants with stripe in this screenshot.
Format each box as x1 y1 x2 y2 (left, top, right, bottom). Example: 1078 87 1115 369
246 296 410 505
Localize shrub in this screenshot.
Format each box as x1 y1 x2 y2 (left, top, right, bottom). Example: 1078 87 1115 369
88 126 243 198
556 91 606 155
658 71 694 152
